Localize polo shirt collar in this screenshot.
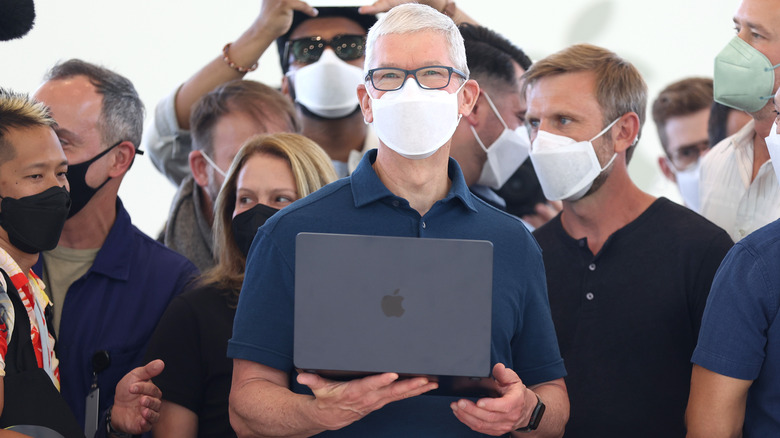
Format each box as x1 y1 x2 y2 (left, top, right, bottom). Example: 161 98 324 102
351 149 478 213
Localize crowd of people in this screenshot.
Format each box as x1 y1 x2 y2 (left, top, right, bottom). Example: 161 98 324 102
0 0 779 437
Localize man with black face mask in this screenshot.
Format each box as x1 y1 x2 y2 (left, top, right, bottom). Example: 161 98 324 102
0 88 166 437
31 60 199 433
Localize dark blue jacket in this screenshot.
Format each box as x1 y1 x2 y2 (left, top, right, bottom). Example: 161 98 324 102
34 199 199 427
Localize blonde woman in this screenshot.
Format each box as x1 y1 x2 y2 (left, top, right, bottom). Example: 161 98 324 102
144 133 337 437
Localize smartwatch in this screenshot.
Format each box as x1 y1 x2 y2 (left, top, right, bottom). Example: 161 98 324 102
515 393 545 432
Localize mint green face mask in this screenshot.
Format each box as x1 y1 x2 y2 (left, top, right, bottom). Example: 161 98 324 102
714 36 780 113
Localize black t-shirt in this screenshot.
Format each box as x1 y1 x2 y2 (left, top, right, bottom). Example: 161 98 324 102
533 198 733 438
144 283 237 438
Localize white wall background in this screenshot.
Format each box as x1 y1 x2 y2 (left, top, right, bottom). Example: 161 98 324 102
0 0 739 236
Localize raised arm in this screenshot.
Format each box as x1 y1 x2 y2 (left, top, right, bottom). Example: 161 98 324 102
144 0 316 185
173 0 316 129
228 359 438 438
686 364 752 438
359 0 479 26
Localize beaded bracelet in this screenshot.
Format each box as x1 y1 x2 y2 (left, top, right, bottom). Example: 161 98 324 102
222 42 258 73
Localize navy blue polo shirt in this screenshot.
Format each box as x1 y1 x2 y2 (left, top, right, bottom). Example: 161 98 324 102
228 150 565 437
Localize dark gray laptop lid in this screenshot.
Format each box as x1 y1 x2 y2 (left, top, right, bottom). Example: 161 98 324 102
294 232 493 380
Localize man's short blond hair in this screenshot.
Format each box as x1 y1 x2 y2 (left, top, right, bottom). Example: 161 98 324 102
523 44 647 162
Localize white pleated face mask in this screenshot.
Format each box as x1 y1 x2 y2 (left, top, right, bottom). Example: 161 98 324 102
289 49 365 119
471 92 530 189
765 121 780 185
370 77 463 159
666 158 702 213
529 118 619 201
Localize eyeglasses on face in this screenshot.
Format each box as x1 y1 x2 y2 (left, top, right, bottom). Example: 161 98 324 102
365 66 467 92
285 34 366 65
667 139 710 171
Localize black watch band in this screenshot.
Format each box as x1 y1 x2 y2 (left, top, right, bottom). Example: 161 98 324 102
515 393 545 432
106 406 134 438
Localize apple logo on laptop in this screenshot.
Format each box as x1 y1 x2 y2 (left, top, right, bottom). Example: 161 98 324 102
381 288 405 317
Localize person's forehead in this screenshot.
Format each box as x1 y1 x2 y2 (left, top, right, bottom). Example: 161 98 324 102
211 111 286 160
371 31 452 68
735 0 780 34
664 109 710 151
527 71 600 113
289 17 366 40
3 125 66 169
34 76 102 136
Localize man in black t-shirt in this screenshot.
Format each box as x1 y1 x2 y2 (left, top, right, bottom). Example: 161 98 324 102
522 45 733 437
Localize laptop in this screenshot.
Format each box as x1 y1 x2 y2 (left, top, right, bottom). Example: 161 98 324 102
294 232 496 397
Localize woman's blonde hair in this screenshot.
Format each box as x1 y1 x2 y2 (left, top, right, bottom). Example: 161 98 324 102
201 133 338 305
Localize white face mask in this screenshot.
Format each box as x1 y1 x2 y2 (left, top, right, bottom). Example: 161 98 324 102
289 49 365 119
666 158 701 213
370 77 462 160
529 118 619 201
764 121 780 184
471 92 530 189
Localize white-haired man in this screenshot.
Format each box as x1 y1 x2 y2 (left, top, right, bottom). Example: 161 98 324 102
227 4 568 437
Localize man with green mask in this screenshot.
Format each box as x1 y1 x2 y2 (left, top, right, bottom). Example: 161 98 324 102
698 0 780 242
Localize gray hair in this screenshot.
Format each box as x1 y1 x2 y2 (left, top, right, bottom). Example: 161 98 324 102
364 3 469 79
44 59 145 151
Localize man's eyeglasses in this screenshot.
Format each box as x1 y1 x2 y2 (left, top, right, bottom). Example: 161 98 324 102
667 139 710 171
284 34 366 65
365 66 467 92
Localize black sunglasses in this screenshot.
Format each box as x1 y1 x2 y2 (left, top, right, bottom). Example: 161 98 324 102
284 34 366 65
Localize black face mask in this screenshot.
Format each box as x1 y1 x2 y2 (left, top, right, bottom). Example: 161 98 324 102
66 140 121 218
231 203 279 257
0 186 71 254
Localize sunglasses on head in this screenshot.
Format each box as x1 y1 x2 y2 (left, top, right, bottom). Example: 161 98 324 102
284 34 366 65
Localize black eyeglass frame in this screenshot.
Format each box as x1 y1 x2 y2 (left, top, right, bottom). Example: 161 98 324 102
364 65 468 92
283 34 367 66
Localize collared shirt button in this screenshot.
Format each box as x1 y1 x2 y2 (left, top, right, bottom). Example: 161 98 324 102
578 239 586 248
588 263 596 271
392 200 400 207
739 229 747 238
421 221 427 229
585 292 594 301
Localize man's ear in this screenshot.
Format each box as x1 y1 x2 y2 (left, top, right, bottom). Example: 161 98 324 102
458 79 480 119
464 90 483 126
108 141 136 177
189 150 210 188
358 83 372 124
658 156 676 183
612 112 641 154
